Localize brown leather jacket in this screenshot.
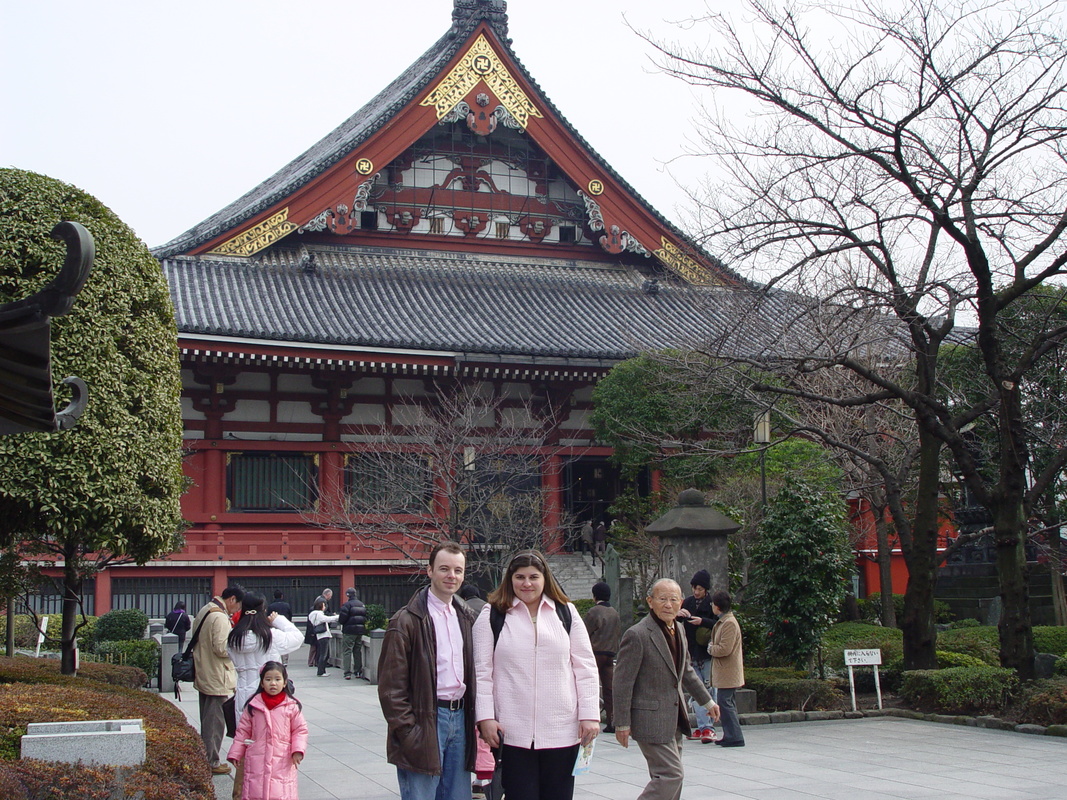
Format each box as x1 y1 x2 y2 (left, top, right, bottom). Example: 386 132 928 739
377 587 477 775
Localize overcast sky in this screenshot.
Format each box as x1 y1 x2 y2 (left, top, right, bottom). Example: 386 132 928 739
2 0 730 250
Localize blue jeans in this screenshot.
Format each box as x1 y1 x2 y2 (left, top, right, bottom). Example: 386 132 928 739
396 706 470 800
689 659 716 729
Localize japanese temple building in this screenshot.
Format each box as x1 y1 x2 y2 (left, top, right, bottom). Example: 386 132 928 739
80 0 813 616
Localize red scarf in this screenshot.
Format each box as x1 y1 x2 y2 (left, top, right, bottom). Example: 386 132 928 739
261 691 287 711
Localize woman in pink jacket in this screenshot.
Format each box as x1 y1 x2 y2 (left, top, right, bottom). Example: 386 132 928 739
474 550 599 800
227 662 308 800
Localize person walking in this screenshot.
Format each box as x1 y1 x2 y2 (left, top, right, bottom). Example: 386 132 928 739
378 541 477 799
308 600 339 677
338 588 367 680
708 591 745 748
165 600 192 649
614 578 720 800
192 585 243 775
677 570 717 743
473 550 599 800
583 581 621 733
227 661 308 800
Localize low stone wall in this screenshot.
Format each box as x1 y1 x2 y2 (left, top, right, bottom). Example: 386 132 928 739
20 718 146 766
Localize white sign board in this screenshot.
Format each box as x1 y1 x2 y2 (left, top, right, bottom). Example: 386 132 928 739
34 615 49 658
844 649 882 666
844 648 883 711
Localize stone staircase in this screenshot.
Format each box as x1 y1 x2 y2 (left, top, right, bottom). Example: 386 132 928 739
546 552 603 600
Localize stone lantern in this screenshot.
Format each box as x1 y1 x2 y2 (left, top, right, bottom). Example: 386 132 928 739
645 488 740 595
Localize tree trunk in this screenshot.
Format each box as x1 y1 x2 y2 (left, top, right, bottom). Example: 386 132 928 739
875 515 897 628
60 553 81 676
900 430 940 670
993 502 1034 678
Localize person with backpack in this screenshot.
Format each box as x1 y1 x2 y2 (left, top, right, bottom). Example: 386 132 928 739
473 550 599 800
165 600 192 648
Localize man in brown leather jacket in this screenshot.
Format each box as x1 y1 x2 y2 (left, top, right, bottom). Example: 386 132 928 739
377 541 477 799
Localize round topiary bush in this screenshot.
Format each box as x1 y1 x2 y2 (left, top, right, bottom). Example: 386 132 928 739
935 626 1000 665
92 608 149 647
93 639 159 683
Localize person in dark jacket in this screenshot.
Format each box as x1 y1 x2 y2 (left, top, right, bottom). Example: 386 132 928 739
268 590 295 664
164 600 192 648
583 581 621 733
378 541 476 799
677 569 718 743
338 588 367 680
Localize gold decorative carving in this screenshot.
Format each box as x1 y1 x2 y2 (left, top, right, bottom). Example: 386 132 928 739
421 34 543 130
653 237 718 285
355 157 375 175
209 209 297 257
586 179 605 196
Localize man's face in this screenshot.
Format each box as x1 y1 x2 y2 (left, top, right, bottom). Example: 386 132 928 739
223 595 240 615
428 550 465 601
692 585 707 600
323 589 333 600
648 582 683 624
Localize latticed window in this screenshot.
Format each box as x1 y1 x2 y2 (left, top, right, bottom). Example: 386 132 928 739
346 453 433 513
227 452 318 512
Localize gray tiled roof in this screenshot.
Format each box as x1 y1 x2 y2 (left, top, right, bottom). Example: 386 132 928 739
164 246 800 362
152 4 734 283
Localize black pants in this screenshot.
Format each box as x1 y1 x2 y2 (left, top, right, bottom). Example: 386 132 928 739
595 652 615 727
501 743 579 800
316 638 330 674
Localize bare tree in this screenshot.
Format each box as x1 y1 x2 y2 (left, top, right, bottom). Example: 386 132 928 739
309 381 576 584
644 0 1067 674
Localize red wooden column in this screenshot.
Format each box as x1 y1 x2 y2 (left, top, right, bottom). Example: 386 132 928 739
94 569 112 615
542 453 563 552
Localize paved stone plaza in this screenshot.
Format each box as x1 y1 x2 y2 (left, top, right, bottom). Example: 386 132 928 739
168 650 1066 800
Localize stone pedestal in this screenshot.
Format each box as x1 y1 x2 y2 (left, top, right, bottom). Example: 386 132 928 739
646 489 740 595
21 719 145 766
363 628 386 684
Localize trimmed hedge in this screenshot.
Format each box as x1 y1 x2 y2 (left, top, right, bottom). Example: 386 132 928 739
899 666 1018 714
755 678 844 712
1055 655 1067 677
0 615 97 650
364 603 388 631
1014 678 1067 726
93 640 159 683
0 657 147 693
0 657 210 799
935 626 1000 665
820 622 904 672
936 651 987 669
91 608 149 647
573 598 595 617
1033 626 1067 656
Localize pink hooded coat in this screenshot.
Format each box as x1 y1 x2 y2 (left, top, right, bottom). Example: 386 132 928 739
227 693 308 800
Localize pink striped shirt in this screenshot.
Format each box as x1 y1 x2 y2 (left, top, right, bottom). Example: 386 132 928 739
427 590 465 702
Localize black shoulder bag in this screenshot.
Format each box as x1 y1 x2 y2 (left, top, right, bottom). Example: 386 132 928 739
171 610 212 699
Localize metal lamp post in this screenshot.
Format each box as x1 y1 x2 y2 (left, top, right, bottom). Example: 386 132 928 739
754 410 771 506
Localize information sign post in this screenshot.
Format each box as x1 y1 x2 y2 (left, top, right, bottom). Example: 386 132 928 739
843 648 883 711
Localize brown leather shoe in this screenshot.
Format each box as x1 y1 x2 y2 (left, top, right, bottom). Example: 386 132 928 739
212 763 232 775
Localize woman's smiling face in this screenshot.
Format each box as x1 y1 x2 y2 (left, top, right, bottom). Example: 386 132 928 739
512 567 544 607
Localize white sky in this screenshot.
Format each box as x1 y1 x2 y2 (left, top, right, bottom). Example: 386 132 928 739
1 0 728 250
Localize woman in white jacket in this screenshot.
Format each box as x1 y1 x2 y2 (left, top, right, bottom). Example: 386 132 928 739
308 599 339 676
227 592 305 712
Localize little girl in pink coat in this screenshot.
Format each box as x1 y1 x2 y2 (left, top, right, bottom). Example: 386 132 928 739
227 661 308 800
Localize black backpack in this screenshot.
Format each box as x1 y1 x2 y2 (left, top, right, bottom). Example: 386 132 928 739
488 602 571 647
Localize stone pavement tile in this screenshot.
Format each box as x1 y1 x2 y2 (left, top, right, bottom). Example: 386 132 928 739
166 651 1066 800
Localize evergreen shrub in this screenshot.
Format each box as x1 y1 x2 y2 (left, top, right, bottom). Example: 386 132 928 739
93 639 159 682
899 666 1017 714
92 608 148 647
1015 678 1067 726
936 626 999 665
756 678 844 712
1032 626 1067 656
365 603 388 631
573 598 595 617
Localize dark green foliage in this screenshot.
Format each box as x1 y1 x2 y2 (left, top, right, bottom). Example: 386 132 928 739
0 615 66 648
365 603 388 631
733 605 765 664
947 617 983 629
1055 655 1067 676
573 598 595 617
936 651 988 669
856 594 952 626
1014 678 1067 726
899 666 1018 714
820 622 904 671
937 626 1000 665
755 678 845 712
743 666 808 695
91 608 148 646
0 168 185 558
750 479 852 668
0 655 145 690
93 639 158 682
1032 626 1067 655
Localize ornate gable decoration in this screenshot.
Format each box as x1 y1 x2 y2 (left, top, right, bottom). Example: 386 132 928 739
420 34 542 130
209 209 297 257
653 237 719 285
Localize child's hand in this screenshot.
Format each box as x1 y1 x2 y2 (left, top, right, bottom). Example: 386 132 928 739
291 752 304 767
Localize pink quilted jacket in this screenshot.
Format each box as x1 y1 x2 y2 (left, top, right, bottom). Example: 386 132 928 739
227 693 308 800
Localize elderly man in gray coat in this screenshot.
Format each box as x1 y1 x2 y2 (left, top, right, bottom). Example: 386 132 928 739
614 578 720 800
